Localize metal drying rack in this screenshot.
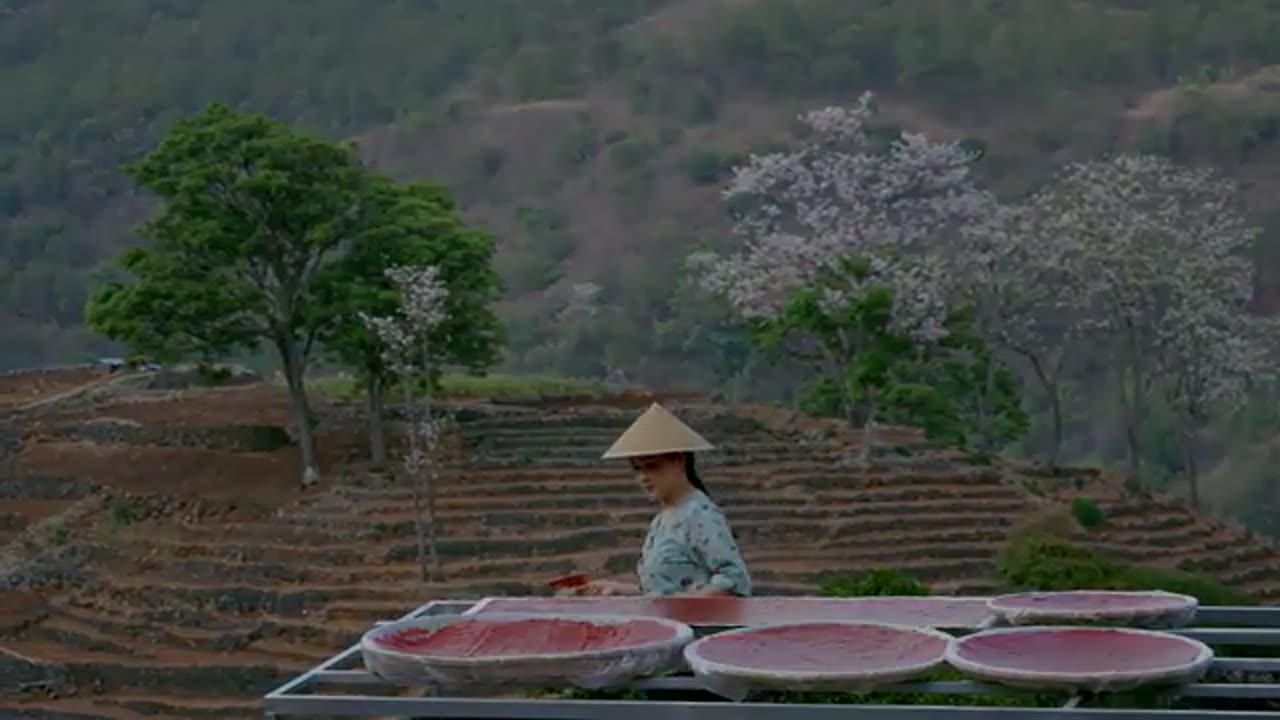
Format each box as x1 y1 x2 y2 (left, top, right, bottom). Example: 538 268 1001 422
263 599 1280 719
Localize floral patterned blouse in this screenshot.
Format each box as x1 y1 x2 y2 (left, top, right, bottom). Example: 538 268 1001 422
637 490 751 596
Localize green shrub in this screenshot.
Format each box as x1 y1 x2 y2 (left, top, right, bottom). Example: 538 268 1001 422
557 121 599 167
516 206 575 262
656 126 684 146
495 251 560 294
998 535 1118 590
999 534 1254 605
819 568 930 597
680 148 727 185
475 146 506 178
1070 496 1106 529
687 91 718 123
609 138 654 172
195 363 232 386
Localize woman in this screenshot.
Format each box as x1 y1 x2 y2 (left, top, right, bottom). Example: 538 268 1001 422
575 403 751 598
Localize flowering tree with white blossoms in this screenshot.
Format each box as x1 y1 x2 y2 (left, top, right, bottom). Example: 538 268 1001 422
958 201 1087 469
690 92 997 460
1158 293 1265 508
363 263 451 582
1034 154 1263 491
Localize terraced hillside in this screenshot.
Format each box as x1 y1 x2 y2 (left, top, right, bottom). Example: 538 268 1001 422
2 378 1280 718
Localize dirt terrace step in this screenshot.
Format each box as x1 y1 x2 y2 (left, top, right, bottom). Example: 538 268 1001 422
336 465 1012 494
330 476 1029 509
426 471 1018 499
111 537 370 565
70 581 390 619
455 414 768 433
754 557 997 586
1179 544 1279 573
459 428 786 447
0 656 293 698
0 509 30 531
0 474 100 500
98 527 1013 588
320 499 1037 538
1087 523 1219 547
337 483 1029 515
25 608 352 662
104 696 261 720
366 512 1018 563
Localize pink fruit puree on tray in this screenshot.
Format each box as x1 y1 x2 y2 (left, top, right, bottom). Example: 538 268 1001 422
466 596 993 628
689 622 950 673
947 626 1213 692
987 590 1198 627
683 622 953 700
361 614 695 689
373 617 678 657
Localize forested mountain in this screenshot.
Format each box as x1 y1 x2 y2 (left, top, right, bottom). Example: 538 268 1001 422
6 0 1280 530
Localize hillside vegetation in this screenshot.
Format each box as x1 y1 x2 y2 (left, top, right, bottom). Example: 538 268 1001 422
7 0 1280 530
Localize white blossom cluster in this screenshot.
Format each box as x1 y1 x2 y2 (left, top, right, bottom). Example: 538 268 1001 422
691 91 993 342
360 264 450 373
402 415 452 476
386 264 449 329
1032 155 1260 407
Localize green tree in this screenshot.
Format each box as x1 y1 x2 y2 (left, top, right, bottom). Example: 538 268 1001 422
315 180 502 466
86 103 376 487
754 275 915 462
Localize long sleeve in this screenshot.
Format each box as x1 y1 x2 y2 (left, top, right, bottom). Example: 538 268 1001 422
685 503 752 596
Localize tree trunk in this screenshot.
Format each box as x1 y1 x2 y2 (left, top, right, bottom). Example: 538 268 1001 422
859 386 877 469
365 373 387 467
402 382 430 584
278 337 320 487
1047 384 1064 473
1123 324 1145 490
426 459 441 580
1183 429 1201 510
1022 351 1063 473
1124 417 1141 491
419 339 441 582
977 351 996 454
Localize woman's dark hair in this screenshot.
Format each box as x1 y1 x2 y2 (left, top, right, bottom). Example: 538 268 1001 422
683 452 709 498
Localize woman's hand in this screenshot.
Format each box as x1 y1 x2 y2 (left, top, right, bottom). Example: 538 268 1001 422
575 580 634 597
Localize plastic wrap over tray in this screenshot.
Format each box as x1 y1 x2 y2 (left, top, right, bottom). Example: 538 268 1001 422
947 626 1213 693
987 590 1198 629
466 595 994 628
361 612 693 691
684 622 953 701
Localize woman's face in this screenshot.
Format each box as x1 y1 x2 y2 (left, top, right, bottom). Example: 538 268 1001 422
630 453 685 501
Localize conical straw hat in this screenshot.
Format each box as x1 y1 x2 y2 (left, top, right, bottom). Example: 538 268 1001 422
602 403 714 459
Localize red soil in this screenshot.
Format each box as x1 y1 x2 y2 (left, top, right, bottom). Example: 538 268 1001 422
0 367 107 409
13 436 357 500
60 384 299 427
